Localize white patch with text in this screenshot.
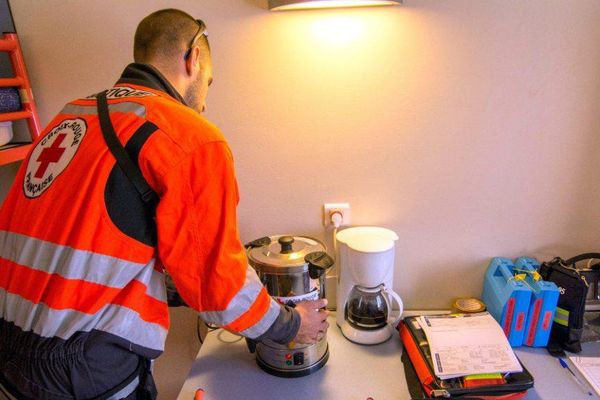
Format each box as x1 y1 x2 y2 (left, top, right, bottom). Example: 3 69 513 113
23 118 87 198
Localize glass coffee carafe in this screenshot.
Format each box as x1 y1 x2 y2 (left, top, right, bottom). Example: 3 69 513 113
345 284 403 331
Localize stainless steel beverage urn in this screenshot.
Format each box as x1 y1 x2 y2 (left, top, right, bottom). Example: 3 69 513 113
246 235 333 378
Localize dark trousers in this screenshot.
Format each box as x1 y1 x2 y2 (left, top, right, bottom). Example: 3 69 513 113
0 361 156 400
0 321 156 400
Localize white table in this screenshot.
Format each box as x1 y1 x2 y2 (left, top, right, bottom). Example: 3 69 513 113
177 314 406 400
516 343 600 400
177 313 600 400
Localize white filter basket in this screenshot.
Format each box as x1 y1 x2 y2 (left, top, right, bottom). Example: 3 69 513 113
347 241 395 287
336 226 399 245
337 227 399 288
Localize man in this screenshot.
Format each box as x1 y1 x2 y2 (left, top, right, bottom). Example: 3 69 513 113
0 9 328 400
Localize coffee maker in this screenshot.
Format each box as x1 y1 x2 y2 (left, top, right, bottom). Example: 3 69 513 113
336 227 403 345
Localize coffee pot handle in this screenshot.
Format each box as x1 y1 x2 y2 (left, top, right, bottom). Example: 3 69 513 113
382 286 404 329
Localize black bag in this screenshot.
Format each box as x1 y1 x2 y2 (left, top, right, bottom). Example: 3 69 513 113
539 253 600 356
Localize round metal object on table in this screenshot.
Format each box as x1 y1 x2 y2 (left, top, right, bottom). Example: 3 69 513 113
453 297 486 313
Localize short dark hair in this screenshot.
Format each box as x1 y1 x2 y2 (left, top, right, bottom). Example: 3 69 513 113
134 9 209 63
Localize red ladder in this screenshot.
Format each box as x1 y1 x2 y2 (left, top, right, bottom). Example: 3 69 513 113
0 33 41 166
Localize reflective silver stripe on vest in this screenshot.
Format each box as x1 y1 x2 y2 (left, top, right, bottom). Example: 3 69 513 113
0 230 166 303
0 288 167 351
106 375 140 400
198 265 267 328
0 381 18 400
239 297 281 339
61 102 147 118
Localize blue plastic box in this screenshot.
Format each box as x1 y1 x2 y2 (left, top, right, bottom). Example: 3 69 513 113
482 257 532 347
514 257 560 347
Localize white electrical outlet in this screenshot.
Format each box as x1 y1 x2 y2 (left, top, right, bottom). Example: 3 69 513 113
322 203 351 227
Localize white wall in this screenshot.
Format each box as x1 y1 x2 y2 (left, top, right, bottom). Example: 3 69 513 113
2 1 600 397
3 0 600 307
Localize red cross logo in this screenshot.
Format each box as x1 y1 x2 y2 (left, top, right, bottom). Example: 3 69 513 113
35 133 67 178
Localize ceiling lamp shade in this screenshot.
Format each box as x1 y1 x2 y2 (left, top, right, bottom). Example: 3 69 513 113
268 0 402 11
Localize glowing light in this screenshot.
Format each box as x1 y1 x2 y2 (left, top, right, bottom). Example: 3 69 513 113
311 16 365 45
270 0 401 11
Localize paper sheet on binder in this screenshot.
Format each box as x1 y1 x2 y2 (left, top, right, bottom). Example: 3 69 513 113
417 312 523 379
568 356 600 396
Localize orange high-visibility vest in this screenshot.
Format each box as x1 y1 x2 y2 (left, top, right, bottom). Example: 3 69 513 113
0 81 279 358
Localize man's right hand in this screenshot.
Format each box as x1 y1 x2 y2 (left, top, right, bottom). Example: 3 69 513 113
293 298 329 344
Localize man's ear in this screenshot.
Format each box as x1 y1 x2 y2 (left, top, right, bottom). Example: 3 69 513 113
184 46 201 76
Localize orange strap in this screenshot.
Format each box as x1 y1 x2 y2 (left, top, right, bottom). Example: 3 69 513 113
399 322 436 396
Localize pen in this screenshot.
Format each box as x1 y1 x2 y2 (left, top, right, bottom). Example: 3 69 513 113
559 358 593 396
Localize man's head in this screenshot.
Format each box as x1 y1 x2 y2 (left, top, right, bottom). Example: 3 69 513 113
134 9 213 113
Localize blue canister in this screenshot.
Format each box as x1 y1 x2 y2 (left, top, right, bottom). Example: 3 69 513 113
482 257 532 347
514 257 560 347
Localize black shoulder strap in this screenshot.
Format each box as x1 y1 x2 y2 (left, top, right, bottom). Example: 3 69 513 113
96 91 158 205
564 253 600 266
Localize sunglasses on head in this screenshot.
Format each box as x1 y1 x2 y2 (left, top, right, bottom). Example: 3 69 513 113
184 19 208 60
